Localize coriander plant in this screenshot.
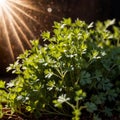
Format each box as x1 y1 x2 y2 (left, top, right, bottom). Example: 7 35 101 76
0 18 120 120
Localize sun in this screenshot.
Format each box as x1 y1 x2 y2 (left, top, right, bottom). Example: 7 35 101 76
0 0 7 6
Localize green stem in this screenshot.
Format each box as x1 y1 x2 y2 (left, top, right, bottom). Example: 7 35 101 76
79 106 87 110
65 101 75 109
0 88 9 93
53 73 61 79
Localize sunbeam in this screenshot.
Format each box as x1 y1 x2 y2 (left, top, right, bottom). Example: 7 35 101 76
0 0 39 62
0 0 63 73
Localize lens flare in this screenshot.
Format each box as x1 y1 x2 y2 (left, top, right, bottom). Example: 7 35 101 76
0 0 39 62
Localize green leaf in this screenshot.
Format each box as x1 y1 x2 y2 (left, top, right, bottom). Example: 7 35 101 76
42 31 50 40
62 18 72 25
104 19 115 29
47 80 55 90
91 93 106 105
53 100 62 108
80 71 91 85
97 79 113 90
103 107 112 117
44 69 53 79
85 102 97 113
75 89 86 101
107 89 118 101
0 81 5 88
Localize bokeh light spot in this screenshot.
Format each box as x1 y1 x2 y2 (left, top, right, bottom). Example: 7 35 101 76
47 7 52 13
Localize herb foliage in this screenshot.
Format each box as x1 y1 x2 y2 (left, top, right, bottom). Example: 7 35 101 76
0 18 120 120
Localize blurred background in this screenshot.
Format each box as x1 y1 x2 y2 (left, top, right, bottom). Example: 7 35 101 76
0 0 120 76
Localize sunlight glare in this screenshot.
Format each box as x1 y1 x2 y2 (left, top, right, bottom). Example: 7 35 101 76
0 0 7 7
0 0 39 61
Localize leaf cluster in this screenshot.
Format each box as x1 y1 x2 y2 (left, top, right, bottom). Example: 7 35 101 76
0 18 120 119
